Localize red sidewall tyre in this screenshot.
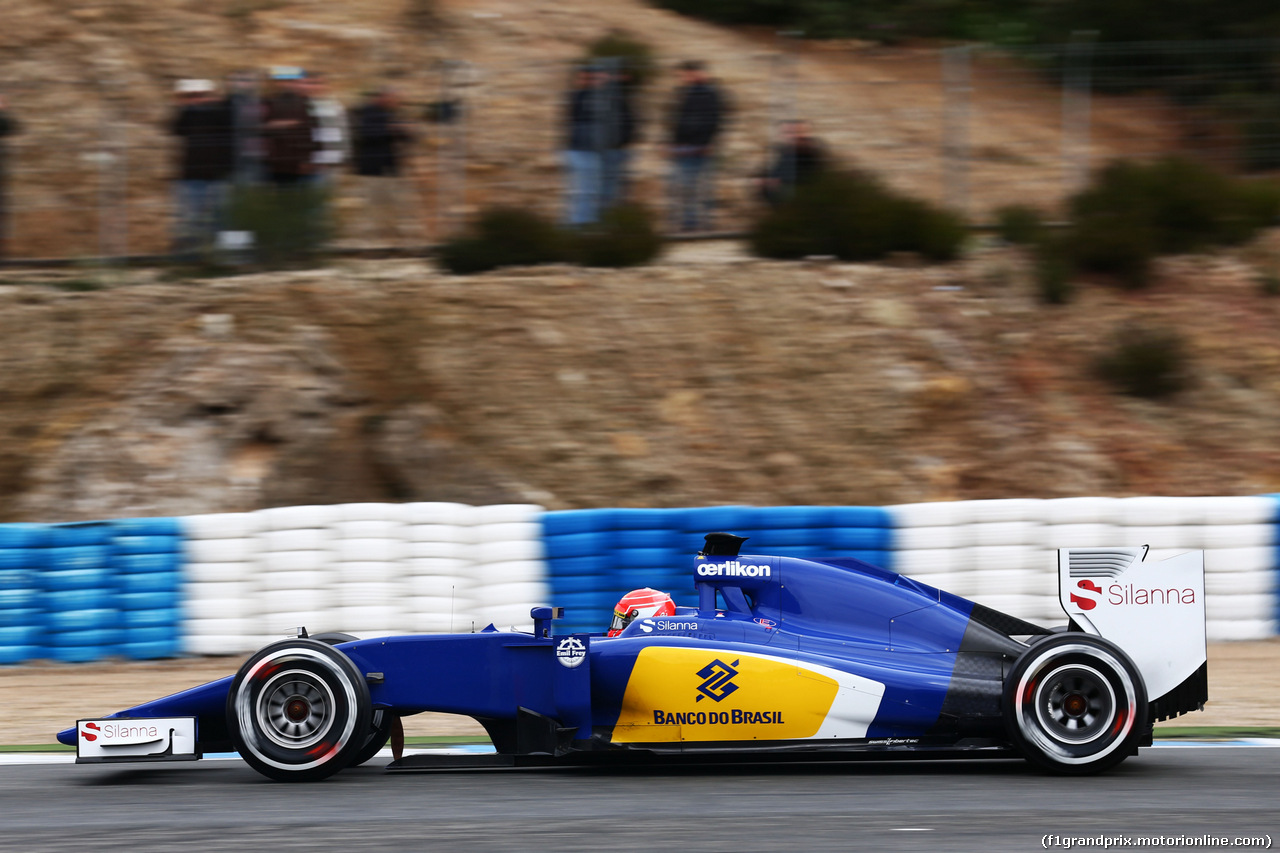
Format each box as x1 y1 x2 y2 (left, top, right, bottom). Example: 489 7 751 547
227 638 372 782
1004 633 1148 775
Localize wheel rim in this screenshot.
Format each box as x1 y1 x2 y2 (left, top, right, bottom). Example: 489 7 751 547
1013 642 1138 766
256 671 337 750
1033 663 1116 746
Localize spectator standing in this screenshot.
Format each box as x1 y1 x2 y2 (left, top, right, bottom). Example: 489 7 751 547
668 60 725 232
756 119 827 207
0 94 18 259
349 87 416 243
563 66 607 226
600 64 640 211
225 69 265 185
306 72 349 188
169 79 234 255
263 67 317 185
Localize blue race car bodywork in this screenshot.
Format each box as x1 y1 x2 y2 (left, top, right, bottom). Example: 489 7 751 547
59 534 1207 781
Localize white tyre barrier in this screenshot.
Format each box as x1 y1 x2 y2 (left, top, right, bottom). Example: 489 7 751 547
260 528 333 552
475 560 544 586
1115 525 1201 550
184 561 253 584
1042 524 1119 549
405 557 470 578
893 526 958 551
471 521 542 545
478 603 538 629
331 519 408 539
968 568 1046 597
967 545 1047 573
258 549 332 573
185 633 259 656
481 581 550 607
955 499 1044 524
1205 546 1275 575
474 539 544 564
334 604 405 634
892 549 956 576
406 540 468 560
260 588 331 613
334 561 400 584
969 593 1042 622
410 609 482 633
335 502 409 523
1200 496 1275 526
1044 497 1118 525
897 569 955 592
472 504 543 526
258 570 330 592
1205 571 1276 597
333 538 405 563
1207 619 1277 642
184 537 258 564
1206 596 1274 621
406 525 471 545
891 502 958 527
406 502 474 526
336 582 401 607
406 575 473 598
969 522 1043 547
185 597 253 621
185 579 254 604
183 513 262 540
255 505 337 530
1198 523 1274 550
1117 496 1201 526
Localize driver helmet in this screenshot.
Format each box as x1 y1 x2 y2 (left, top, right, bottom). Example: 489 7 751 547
608 587 676 636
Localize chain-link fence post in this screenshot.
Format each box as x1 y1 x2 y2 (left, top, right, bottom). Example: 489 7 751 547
1062 32 1097 199
942 45 973 219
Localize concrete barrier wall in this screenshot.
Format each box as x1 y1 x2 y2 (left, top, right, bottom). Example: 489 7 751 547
0 496 1275 664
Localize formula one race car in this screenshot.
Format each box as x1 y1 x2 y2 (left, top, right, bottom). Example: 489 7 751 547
58 535 1208 781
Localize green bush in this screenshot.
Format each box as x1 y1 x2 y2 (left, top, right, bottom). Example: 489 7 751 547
748 169 967 263
226 183 330 267
574 203 663 267
1095 323 1190 399
437 207 570 274
584 30 657 88
995 204 1045 246
1032 237 1073 305
1064 157 1280 289
437 204 663 274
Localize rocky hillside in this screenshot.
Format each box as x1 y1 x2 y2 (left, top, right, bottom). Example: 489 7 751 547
3 236 1280 522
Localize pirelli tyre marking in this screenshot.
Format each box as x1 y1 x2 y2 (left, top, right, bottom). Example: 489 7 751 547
611 647 885 744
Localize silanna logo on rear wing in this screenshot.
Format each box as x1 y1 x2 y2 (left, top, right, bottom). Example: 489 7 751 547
1058 547 1206 709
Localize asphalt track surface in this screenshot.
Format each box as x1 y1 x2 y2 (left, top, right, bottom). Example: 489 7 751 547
2 747 1275 852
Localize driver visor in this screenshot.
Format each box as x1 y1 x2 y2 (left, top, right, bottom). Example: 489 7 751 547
610 608 638 633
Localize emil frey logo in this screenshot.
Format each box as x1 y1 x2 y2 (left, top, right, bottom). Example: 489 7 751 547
555 637 586 669
695 659 740 703
696 561 771 579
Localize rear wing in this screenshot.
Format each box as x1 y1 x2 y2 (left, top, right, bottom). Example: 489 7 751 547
1058 548 1207 721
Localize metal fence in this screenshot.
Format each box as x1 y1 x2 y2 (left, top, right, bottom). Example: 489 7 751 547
1 39 1278 262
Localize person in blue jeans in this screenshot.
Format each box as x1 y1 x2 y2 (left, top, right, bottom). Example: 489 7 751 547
668 60 725 233
169 79 234 256
562 66 606 227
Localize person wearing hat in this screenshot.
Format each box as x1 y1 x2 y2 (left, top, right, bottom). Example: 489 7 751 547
169 79 234 255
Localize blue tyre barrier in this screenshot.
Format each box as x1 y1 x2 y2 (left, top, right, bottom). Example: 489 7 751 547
118 639 181 660
0 587 39 609
547 575 600 594
47 546 111 571
112 535 180 556
0 524 46 549
114 552 181 574
113 517 182 537
43 586 114 611
544 533 607 560
117 572 181 595
45 608 117 633
827 527 894 551
613 529 678 549
119 608 182 629
117 591 181 611
45 628 117 648
0 550 45 570
0 624 41 646
0 607 40 629
48 524 113 548
45 646 109 664
41 568 112 591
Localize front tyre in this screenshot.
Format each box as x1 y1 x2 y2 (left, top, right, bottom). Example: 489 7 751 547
227 638 372 782
1004 634 1147 775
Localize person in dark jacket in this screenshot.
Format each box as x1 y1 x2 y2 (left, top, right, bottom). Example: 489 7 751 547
349 87 417 243
756 119 828 207
0 94 18 259
562 66 607 226
263 68 317 185
668 60 725 232
600 65 640 211
169 79 234 254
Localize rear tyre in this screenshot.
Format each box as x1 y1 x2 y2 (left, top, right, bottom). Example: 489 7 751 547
227 638 372 782
1004 633 1147 775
